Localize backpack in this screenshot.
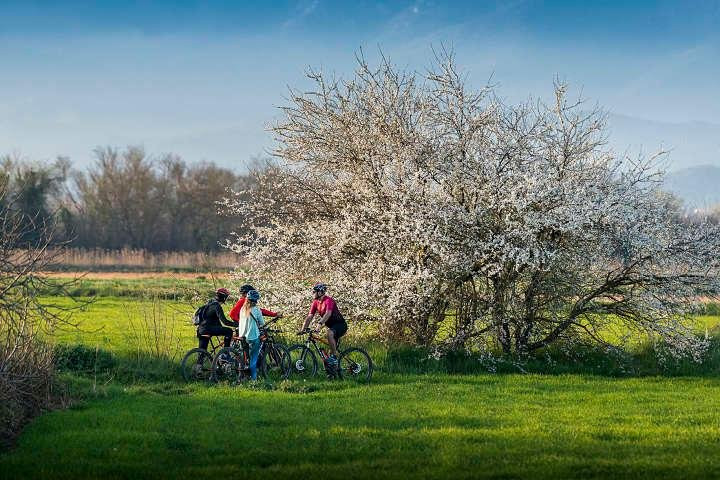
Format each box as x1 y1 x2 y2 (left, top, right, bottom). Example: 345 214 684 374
192 302 210 326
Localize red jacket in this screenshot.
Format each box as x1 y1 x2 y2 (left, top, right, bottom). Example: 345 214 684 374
229 297 278 322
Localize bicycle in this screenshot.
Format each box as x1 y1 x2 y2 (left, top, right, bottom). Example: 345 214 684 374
288 328 373 382
180 334 224 382
211 318 291 383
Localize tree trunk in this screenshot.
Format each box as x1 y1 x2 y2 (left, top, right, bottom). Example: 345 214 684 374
516 272 541 352
492 277 511 354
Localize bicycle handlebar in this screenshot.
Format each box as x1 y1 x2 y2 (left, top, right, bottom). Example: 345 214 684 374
296 328 321 336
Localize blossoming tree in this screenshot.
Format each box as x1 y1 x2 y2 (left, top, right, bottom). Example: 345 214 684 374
223 52 720 357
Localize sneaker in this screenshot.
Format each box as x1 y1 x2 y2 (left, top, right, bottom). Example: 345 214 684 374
326 354 338 366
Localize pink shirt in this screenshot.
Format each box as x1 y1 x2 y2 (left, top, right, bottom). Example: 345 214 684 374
309 296 344 326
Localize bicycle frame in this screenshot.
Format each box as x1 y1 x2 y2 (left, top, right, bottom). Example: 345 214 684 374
204 315 281 355
228 324 283 369
197 330 241 354
198 335 222 355
302 331 339 362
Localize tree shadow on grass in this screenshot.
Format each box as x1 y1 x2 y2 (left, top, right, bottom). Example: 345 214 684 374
3 373 720 480
381 340 720 379
55 340 720 409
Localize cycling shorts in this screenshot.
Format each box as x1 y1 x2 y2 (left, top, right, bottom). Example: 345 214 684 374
329 321 348 340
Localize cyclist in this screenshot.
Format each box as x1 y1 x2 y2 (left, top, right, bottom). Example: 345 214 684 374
298 283 347 366
197 288 237 351
238 289 265 381
229 284 282 322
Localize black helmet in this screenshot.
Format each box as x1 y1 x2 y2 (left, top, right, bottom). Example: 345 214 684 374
246 289 261 302
239 284 255 295
312 282 327 294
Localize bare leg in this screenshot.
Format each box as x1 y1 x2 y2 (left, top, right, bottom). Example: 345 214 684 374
327 328 338 356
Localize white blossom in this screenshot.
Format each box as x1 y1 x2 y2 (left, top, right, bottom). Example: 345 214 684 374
222 52 720 357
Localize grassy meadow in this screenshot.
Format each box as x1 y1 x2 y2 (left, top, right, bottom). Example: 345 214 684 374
2 274 720 479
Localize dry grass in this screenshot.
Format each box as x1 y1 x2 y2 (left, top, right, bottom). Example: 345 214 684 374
47 248 238 272
123 298 186 364
39 271 227 280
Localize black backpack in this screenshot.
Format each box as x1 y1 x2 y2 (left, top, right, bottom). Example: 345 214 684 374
192 302 210 326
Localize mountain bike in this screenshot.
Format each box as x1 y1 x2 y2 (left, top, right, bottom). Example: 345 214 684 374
181 313 286 383
211 318 291 383
180 334 223 382
288 328 373 382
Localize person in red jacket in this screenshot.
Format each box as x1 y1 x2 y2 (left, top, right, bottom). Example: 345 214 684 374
229 284 282 322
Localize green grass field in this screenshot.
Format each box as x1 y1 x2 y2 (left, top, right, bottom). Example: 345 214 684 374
4 373 720 479
2 278 720 479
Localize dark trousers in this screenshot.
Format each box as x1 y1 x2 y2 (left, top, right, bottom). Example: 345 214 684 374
197 325 234 350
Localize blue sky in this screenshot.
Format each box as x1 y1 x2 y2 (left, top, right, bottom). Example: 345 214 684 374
1 0 718 169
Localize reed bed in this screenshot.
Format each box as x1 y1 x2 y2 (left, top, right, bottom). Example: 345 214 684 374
45 248 238 272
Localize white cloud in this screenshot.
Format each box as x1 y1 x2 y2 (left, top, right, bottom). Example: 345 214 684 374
283 0 320 28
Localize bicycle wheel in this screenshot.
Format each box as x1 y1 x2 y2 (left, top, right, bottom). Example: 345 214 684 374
261 344 291 381
180 348 214 382
287 344 318 378
211 347 242 384
338 347 373 382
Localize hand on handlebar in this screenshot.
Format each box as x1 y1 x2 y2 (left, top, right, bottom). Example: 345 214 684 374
264 317 278 326
297 327 319 335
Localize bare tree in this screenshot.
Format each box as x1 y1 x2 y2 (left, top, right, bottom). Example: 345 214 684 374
0 181 78 447
72 146 164 249
69 147 249 252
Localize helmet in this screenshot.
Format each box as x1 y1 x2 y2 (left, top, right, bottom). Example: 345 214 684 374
246 289 261 302
216 288 230 301
312 283 327 294
239 284 255 294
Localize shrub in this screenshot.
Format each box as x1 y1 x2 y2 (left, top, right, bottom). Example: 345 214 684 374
55 344 116 373
0 328 63 448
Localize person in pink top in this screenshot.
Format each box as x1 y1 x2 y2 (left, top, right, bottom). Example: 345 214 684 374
298 283 347 365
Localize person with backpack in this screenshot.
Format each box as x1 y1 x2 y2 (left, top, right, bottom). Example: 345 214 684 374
237 289 265 381
298 283 347 366
196 288 237 351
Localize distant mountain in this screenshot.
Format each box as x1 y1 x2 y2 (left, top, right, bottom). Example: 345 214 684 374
606 114 720 172
663 165 720 208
